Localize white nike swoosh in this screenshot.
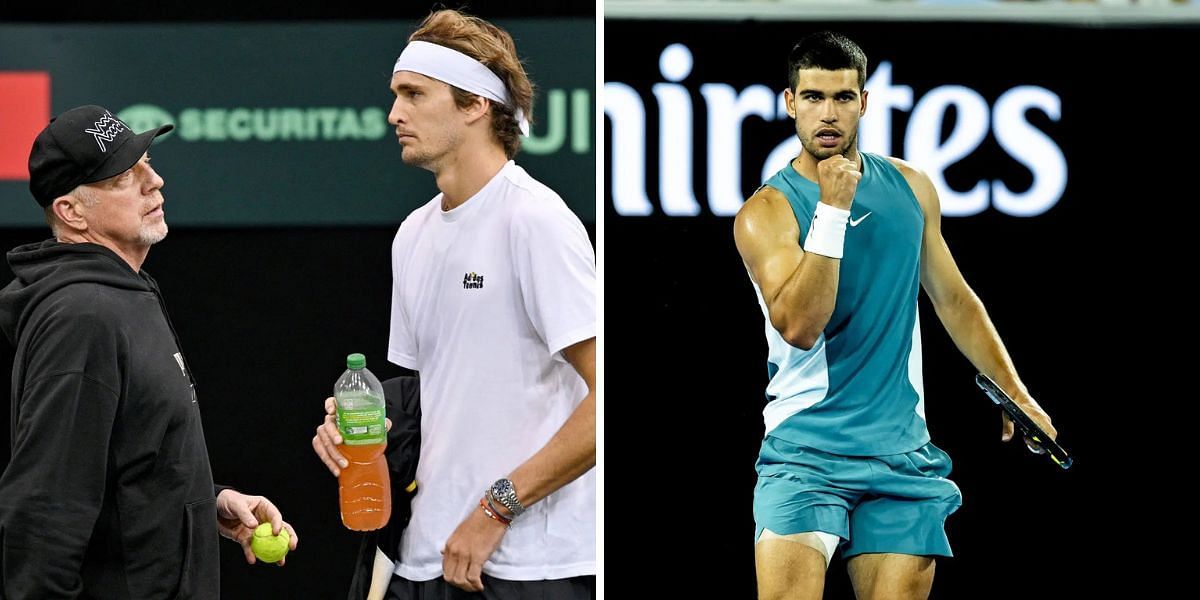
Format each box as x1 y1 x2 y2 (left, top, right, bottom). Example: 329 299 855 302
849 211 873 227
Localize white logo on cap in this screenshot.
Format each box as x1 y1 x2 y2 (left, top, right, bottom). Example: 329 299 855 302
83 113 128 152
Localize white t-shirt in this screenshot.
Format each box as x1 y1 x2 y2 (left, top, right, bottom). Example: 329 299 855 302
388 161 596 581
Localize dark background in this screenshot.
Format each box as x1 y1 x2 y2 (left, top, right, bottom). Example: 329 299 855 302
0 15 595 226
3 2 1195 598
0 2 596 600
604 18 1188 599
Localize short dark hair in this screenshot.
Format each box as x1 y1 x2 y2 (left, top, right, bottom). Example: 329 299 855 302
787 32 868 92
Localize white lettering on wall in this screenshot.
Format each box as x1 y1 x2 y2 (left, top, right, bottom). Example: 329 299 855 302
991 86 1067 217
653 44 700 216
605 44 1067 219
905 85 991 217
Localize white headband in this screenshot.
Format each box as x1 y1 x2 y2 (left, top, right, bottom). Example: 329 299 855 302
393 40 529 136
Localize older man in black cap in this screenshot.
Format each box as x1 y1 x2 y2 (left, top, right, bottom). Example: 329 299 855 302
0 105 298 599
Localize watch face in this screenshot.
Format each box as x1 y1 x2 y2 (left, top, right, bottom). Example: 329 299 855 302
490 479 524 515
492 479 512 500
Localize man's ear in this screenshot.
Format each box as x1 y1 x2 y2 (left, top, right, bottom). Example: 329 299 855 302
51 194 89 234
462 95 492 127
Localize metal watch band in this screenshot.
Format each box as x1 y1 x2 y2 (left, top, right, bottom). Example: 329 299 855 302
489 478 526 517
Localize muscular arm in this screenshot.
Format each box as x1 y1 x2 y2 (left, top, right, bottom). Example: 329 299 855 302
735 155 860 350
506 336 596 506
892 157 1057 440
733 187 841 350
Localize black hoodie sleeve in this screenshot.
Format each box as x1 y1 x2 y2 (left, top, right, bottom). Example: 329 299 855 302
0 310 122 599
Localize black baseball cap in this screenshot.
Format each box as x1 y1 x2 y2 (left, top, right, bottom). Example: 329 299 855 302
28 105 173 207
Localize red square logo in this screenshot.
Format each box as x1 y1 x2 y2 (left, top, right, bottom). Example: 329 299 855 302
0 72 51 180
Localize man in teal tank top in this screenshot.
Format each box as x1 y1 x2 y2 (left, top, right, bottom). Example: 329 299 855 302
733 32 1060 599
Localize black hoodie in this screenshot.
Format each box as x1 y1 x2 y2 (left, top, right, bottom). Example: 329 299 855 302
0 240 218 599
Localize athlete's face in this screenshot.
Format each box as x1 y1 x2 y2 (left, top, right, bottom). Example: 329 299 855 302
785 68 867 161
388 71 464 170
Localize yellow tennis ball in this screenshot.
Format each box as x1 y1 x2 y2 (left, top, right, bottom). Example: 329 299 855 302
251 522 290 563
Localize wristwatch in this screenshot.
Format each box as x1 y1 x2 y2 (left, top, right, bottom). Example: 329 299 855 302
488 478 527 518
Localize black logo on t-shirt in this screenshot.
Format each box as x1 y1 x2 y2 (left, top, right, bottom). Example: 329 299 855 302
463 272 484 290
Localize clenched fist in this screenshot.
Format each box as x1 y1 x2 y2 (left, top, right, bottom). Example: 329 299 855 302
817 154 862 210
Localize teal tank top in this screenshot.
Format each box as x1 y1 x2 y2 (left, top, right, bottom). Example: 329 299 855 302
754 152 929 456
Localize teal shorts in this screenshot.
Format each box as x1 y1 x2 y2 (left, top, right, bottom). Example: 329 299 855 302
753 435 962 559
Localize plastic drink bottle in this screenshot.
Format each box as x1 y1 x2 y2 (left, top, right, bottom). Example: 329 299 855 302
334 353 391 530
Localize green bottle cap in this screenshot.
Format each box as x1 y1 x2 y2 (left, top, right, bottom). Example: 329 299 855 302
346 353 366 369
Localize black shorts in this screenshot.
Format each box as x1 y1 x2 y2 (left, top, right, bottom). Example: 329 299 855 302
386 573 596 600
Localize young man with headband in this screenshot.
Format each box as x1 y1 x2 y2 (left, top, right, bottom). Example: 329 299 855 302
734 32 1059 599
311 10 596 599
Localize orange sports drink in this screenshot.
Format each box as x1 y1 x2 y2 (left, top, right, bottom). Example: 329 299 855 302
334 353 391 530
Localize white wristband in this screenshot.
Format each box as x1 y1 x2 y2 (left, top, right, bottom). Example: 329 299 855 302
803 202 851 259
